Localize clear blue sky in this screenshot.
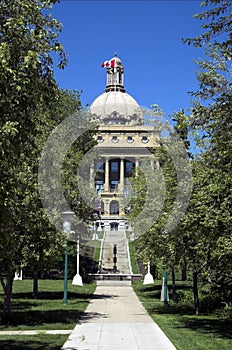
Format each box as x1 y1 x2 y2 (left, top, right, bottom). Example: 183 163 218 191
51 0 204 118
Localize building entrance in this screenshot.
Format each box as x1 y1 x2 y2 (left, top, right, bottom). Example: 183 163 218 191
110 222 118 231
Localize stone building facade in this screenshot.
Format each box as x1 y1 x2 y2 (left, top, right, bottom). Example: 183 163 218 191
89 55 159 232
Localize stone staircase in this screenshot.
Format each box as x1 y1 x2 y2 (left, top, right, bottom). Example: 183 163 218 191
101 230 131 274
93 230 135 285
88 230 142 285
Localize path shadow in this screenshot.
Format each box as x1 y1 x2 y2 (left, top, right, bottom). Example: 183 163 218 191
81 311 109 322
12 291 91 300
0 338 66 350
1 308 87 327
91 294 116 300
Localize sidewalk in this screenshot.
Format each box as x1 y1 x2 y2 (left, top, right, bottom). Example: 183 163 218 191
61 285 177 350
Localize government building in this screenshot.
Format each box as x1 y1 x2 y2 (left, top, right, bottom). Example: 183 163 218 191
88 55 159 234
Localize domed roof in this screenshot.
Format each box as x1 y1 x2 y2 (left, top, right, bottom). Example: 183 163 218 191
89 91 143 125
89 55 143 126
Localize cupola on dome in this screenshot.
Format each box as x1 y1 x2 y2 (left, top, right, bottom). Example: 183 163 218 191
89 55 143 126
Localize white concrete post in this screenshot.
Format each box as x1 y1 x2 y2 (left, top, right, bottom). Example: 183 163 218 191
72 235 83 286
143 261 154 285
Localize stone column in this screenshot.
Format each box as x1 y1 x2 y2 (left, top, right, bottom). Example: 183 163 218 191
105 158 109 192
150 158 154 171
135 158 139 175
120 158 124 193
90 162 95 190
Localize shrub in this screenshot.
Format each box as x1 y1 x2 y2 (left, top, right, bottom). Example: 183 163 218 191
199 293 223 314
215 303 232 319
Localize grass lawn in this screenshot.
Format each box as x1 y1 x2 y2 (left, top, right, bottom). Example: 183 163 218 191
0 334 68 350
0 279 96 350
129 241 140 274
133 281 232 350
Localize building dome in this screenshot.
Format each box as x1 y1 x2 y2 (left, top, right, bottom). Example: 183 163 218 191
89 55 143 126
89 90 143 125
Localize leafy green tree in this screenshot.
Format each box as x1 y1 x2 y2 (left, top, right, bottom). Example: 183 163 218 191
183 0 232 55
0 0 68 321
181 0 232 313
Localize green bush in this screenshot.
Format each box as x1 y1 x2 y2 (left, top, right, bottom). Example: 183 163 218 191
176 290 193 306
199 293 223 314
215 303 232 319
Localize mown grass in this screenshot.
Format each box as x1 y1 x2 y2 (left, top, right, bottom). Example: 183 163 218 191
0 280 96 330
0 334 68 350
0 279 96 350
128 241 140 274
133 281 232 350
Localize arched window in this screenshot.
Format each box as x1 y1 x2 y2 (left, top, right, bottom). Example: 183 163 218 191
110 200 119 215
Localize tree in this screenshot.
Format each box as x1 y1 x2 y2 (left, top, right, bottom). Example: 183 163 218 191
181 0 232 313
126 109 192 295
183 0 232 55
0 0 67 321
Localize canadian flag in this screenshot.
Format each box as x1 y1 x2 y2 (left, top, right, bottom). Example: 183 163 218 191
101 59 115 68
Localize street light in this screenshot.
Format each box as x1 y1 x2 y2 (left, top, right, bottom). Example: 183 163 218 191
160 228 169 306
72 234 83 286
92 214 99 240
62 211 75 305
160 257 169 306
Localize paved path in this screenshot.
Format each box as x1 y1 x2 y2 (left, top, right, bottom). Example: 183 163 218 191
61 285 177 350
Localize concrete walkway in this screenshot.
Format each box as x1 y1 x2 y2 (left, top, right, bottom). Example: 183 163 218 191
61 285 177 350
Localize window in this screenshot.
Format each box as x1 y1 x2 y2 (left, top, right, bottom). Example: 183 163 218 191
97 136 103 142
110 200 119 215
95 180 104 194
96 161 104 171
110 180 118 191
111 161 118 172
125 161 134 177
112 136 118 143
141 136 148 143
127 136 133 143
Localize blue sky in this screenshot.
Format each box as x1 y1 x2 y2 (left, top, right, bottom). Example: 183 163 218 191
51 0 204 118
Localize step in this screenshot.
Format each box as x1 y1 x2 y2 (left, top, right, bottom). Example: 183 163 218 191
101 231 131 275
96 280 131 286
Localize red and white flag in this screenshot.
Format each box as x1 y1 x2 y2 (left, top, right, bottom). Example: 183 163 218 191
101 59 115 68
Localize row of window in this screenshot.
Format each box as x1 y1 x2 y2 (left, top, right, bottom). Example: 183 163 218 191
97 135 149 143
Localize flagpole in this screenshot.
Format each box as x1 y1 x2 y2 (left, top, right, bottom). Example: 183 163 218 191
113 58 116 92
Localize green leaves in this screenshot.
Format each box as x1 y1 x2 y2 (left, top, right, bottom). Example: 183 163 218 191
183 0 232 55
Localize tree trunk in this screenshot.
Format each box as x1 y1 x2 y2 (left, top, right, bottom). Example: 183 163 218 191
193 270 199 315
171 266 176 296
0 272 14 324
33 268 39 299
181 257 187 281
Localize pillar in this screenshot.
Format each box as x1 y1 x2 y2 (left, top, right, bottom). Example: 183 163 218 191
90 162 95 190
120 158 124 193
105 158 109 192
135 158 139 175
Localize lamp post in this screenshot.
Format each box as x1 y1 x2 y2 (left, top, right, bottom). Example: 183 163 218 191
62 211 75 305
160 228 169 306
163 268 168 306
161 258 169 306
92 219 98 240
72 234 83 286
